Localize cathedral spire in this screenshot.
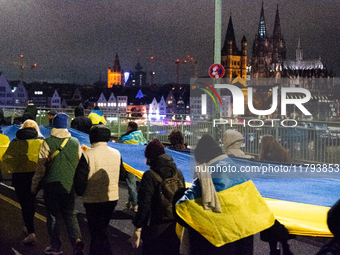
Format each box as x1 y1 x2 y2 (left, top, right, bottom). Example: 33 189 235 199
113 53 121 72
296 37 303 61
222 16 239 55
258 2 266 38
273 4 281 39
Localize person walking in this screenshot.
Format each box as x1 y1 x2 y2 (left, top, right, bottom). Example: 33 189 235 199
71 106 92 134
131 139 185 255
259 134 294 255
173 134 275 255
31 113 84 255
2 120 44 244
74 125 125 255
120 121 147 212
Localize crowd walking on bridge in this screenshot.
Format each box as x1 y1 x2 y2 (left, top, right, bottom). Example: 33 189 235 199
0 107 340 255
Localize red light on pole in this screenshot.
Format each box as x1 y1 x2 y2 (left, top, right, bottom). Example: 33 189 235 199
151 56 154 60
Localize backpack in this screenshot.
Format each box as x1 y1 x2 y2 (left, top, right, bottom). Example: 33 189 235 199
150 169 184 220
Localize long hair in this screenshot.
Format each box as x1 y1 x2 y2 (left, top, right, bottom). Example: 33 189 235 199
259 135 291 162
21 119 44 138
168 128 186 150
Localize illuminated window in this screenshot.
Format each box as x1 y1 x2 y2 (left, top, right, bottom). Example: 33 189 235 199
113 103 116 107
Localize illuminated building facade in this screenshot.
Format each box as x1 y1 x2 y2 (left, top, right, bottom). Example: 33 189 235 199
108 54 124 88
221 16 247 78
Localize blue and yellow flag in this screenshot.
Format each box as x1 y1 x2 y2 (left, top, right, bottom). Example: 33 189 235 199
175 156 275 247
121 130 147 145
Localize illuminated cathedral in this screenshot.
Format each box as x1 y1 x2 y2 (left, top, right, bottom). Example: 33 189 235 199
108 54 124 88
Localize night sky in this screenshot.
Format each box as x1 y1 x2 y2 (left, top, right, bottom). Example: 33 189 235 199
0 0 339 85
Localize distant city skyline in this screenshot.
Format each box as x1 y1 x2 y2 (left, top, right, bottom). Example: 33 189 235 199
0 1 338 85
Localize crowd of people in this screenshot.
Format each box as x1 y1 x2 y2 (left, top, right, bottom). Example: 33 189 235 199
0 105 339 255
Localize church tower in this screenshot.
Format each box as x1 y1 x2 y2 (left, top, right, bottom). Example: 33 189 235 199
221 16 247 78
108 54 123 88
272 4 286 76
251 3 286 78
296 37 303 62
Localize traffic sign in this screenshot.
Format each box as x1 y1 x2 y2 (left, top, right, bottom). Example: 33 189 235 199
209 64 224 79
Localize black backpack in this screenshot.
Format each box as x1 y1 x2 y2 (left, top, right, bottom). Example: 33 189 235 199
150 169 184 220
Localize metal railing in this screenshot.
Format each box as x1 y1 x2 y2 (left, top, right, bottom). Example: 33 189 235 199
2 107 339 164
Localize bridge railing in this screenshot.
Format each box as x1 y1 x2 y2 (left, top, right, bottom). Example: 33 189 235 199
2 107 339 164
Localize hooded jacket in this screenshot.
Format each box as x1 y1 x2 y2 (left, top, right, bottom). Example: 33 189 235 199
223 130 253 159
133 154 185 238
2 128 43 175
31 128 82 193
71 106 92 134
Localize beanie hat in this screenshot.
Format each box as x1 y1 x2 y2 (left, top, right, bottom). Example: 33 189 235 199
194 134 223 164
145 139 165 161
89 125 111 144
53 113 68 129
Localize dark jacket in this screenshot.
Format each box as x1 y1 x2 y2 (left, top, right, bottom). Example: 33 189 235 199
0 109 11 126
23 105 37 121
71 107 92 134
133 154 185 239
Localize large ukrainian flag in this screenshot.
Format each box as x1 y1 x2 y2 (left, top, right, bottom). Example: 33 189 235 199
175 155 275 247
0 125 336 238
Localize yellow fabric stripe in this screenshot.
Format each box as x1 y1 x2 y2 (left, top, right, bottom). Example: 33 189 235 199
264 198 332 237
176 180 275 247
124 162 144 179
0 134 10 161
81 145 333 238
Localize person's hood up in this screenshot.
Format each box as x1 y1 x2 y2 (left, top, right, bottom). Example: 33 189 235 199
149 154 177 179
223 130 244 151
74 106 85 117
16 127 38 140
194 134 223 164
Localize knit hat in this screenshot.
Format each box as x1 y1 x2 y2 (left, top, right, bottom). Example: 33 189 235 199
53 113 68 129
89 125 111 144
194 134 223 164
145 139 165 161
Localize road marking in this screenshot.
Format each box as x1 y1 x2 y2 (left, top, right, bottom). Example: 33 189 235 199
0 194 46 222
11 248 22 255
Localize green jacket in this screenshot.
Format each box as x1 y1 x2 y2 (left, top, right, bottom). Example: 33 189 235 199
31 128 81 194
44 136 79 193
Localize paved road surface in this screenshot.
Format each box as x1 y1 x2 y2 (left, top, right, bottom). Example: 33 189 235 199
0 179 328 255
